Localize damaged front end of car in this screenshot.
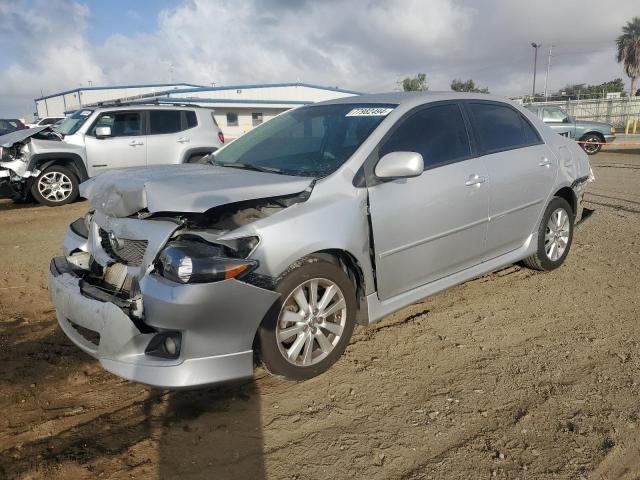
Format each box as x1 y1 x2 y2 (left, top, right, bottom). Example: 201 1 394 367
0 127 59 199
49 165 315 388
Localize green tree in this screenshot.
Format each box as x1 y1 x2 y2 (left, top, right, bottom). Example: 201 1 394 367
402 73 428 91
557 78 626 98
450 78 489 93
616 17 640 96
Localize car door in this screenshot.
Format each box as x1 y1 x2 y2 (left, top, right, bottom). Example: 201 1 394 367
83 110 146 176
367 102 489 301
541 106 575 138
465 101 558 260
145 109 190 165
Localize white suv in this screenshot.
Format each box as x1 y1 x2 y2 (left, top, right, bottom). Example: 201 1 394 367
0 104 224 206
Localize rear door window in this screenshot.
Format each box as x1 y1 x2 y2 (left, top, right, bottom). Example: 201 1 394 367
149 110 182 135
468 102 541 154
380 103 471 169
184 111 198 129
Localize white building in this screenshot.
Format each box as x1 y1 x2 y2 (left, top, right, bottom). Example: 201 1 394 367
34 82 362 139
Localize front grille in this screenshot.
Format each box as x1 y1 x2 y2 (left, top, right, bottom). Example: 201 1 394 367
99 228 148 266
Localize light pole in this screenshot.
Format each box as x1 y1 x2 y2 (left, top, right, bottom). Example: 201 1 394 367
531 42 541 98
543 45 553 101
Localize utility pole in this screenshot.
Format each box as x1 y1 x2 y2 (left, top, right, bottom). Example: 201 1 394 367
543 44 553 101
531 42 541 99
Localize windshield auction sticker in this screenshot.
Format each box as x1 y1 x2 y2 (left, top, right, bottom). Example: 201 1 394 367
346 107 394 117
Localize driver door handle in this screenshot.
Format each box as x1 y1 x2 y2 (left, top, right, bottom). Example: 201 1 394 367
129 140 144 146
539 157 552 167
465 174 487 187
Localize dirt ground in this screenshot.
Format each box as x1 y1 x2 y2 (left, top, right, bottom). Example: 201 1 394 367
0 148 639 480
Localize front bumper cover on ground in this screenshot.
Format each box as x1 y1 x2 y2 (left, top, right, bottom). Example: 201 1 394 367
49 256 280 389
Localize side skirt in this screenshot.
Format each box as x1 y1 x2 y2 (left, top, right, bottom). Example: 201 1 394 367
365 233 537 324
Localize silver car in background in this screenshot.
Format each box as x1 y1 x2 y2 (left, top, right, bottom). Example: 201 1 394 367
0 104 224 206
49 92 592 388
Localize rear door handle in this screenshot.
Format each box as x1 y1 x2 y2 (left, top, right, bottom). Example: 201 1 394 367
129 140 144 146
465 174 487 187
177 137 190 143
539 157 552 167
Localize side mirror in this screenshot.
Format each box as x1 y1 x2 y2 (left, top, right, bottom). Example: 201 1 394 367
95 126 112 138
375 151 424 179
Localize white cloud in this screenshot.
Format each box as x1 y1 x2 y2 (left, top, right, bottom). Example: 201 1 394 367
1 0 638 117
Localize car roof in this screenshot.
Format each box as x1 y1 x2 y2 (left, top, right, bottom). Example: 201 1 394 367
316 91 522 109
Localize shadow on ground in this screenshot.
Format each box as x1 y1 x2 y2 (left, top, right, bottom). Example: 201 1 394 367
0 373 265 480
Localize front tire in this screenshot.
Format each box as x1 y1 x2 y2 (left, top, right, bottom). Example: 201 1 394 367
523 197 574 271
31 165 79 206
579 133 603 155
258 257 357 380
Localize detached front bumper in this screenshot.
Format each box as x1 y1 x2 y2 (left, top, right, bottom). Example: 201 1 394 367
49 256 279 389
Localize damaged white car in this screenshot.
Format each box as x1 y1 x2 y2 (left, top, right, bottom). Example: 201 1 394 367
49 92 593 388
0 104 224 206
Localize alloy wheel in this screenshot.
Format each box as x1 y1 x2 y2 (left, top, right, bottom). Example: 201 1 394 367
37 171 73 202
545 207 570 261
582 137 601 154
276 278 347 367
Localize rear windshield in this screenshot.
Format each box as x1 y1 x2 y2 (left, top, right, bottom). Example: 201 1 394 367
54 109 93 136
213 103 396 177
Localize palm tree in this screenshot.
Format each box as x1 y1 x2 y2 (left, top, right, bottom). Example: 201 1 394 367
616 17 640 96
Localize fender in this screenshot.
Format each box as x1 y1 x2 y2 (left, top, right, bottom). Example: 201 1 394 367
179 147 218 164
28 153 89 182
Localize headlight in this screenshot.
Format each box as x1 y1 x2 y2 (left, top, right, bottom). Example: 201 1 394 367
157 239 258 284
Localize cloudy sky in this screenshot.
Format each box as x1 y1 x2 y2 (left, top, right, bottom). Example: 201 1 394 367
0 0 637 117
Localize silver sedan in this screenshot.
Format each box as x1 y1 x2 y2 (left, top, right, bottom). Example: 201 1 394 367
49 92 592 388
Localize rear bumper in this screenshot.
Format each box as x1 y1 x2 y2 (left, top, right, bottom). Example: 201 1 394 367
49 256 280 389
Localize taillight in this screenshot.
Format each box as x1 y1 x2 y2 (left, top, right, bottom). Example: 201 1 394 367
218 131 224 143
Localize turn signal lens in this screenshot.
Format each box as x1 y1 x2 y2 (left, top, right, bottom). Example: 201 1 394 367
611 127 616 134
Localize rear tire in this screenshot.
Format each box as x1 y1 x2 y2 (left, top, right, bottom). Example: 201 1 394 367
579 133 603 155
522 197 574 271
258 257 357 380
31 165 79 206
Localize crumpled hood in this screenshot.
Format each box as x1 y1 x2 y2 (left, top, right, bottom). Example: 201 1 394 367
80 164 314 218
0 126 50 147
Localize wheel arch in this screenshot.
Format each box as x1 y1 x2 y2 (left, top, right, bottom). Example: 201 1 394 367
579 131 605 142
29 153 89 182
311 249 367 303
180 147 218 164
553 186 577 216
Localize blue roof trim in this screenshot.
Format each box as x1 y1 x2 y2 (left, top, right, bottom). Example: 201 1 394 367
167 82 363 96
35 82 205 101
156 97 312 105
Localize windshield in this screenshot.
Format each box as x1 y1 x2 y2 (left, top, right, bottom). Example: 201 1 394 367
212 103 396 177
53 109 93 135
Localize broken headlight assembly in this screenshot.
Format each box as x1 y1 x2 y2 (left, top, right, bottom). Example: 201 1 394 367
156 239 258 284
